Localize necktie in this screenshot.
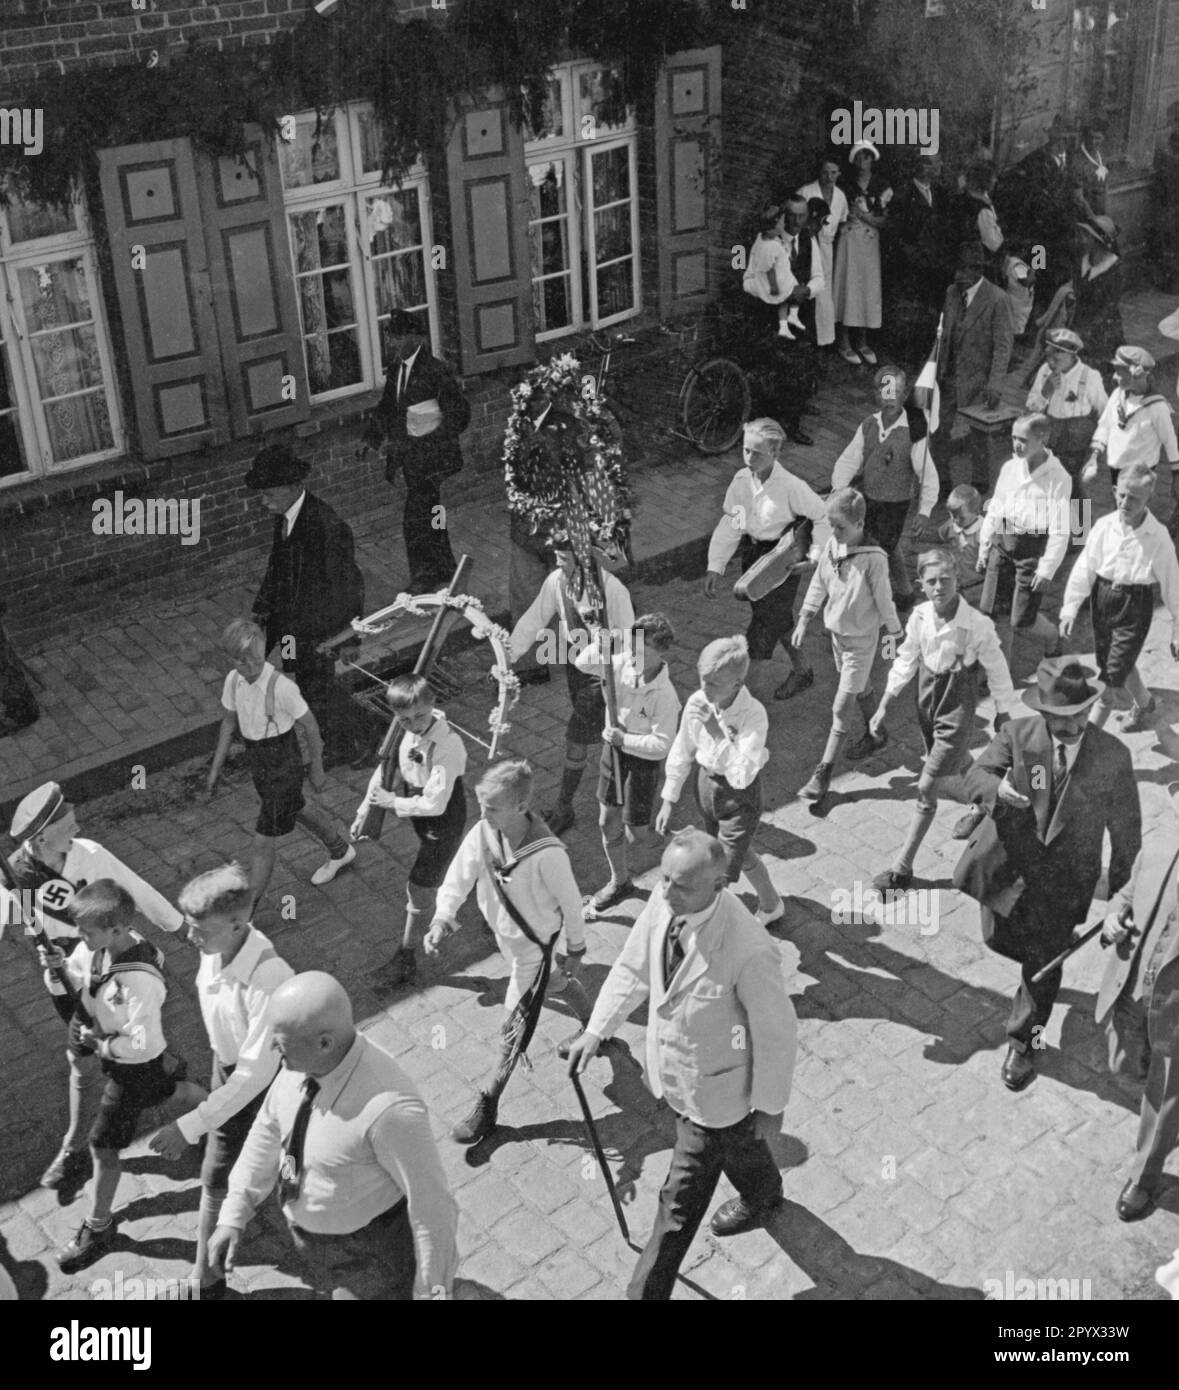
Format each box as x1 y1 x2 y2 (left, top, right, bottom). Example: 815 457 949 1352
279 1076 320 1207
960 287 970 310
396 361 407 404
1049 741 1069 815
663 917 686 989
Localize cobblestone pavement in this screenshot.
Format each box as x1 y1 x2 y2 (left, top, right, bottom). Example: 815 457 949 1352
2 563 1178 1301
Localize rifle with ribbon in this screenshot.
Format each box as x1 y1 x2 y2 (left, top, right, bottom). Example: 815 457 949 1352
355 555 473 843
597 622 625 797
0 845 85 1016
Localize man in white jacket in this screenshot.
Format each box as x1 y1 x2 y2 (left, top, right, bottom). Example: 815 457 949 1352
568 829 796 1300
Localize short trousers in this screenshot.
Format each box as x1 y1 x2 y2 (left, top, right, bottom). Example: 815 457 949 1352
91 1053 185 1152
830 630 878 695
246 728 305 837
408 777 468 888
738 535 803 661
980 531 1049 629
597 745 663 826
864 497 910 555
200 1058 269 1191
1092 577 1154 688
916 662 979 780
564 662 606 746
694 767 762 883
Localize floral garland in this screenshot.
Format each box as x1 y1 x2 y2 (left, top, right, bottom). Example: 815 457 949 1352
352 590 519 755
502 352 633 546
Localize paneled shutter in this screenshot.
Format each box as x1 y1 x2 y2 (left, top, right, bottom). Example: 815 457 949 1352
653 46 722 319
99 139 229 458
196 127 310 435
446 90 536 374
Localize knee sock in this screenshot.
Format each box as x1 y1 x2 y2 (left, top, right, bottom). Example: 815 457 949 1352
895 803 936 874
557 749 587 809
402 883 435 953
601 829 629 887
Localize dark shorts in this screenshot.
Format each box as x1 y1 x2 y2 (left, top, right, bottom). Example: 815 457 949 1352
246 728 305 838
694 768 762 883
916 663 979 780
564 662 605 746
864 497 910 555
409 777 468 889
1092 577 1154 688
200 1059 269 1192
980 532 1049 629
91 1053 185 1152
739 535 801 661
597 745 663 826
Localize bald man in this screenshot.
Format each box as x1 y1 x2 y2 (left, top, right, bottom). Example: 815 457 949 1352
568 831 797 1300
209 972 457 1299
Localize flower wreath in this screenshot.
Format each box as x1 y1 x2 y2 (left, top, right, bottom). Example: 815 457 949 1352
352 592 520 757
502 352 633 585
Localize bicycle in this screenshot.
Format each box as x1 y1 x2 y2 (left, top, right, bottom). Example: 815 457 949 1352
585 321 751 455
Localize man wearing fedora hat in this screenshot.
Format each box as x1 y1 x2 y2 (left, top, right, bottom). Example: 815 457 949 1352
362 309 470 592
956 657 1141 1090
247 444 365 767
1025 327 1107 508
1095 814 1179 1221
5 782 184 1190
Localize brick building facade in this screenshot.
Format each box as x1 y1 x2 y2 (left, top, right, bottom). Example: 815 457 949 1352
2 0 1179 642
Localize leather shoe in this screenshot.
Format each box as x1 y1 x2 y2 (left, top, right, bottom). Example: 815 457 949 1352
1116 1179 1154 1222
1001 1044 1036 1091
710 1196 781 1237
786 427 814 447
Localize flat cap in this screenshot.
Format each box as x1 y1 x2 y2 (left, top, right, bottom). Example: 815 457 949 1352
1111 345 1156 374
11 782 72 841
1045 327 1083 354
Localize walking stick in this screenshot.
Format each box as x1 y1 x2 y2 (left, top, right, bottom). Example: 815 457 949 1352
570 1068 630 1242
597 626 625 795
1029 920 1106 984
355 555 473 843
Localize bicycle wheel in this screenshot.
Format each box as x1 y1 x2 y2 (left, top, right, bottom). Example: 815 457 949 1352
679 356 750 454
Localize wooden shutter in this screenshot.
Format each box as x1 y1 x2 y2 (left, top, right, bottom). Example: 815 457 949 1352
196 128 310 435
654 46 722 319
99 139 230 458
446 90 535 374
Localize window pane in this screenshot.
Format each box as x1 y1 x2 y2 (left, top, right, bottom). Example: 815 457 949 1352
594 202 633 264
577 67 630 138
366 192 422 254
304 328 361 395
279 118 341 188
529 160 567 220
289 206 349 273
358 108 386 174
592 146 630 208
595 258 635 320
17 258 93 330
4 189 75 243
373 254 426 319
1069 3 1135 151
43 390 114 463
533 272 573 335
29 324 105 398
0 343 27 479
524 78 565 142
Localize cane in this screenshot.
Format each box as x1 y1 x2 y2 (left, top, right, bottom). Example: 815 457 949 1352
570 1068 629 1242
1029 919 1106 984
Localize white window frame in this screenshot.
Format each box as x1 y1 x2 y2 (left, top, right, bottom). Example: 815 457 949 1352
279 103 439 404
523 62 641 340
0 195 123 486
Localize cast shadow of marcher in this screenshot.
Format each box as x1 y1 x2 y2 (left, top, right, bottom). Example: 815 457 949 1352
766 1199 986 1299
0 1229 48 1301
1049 987 1151 1115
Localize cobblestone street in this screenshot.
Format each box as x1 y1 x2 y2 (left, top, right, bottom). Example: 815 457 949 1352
3 569 1177 1301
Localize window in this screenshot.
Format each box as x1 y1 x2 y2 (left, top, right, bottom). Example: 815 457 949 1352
524 63 640 341
279 103 438 401
0 188 122 485
1065 3 1139 157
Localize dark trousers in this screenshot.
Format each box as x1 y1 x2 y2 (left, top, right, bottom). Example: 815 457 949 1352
287 1199 415 1300
0 622 38 730
403 466 457 589
285 645 360 764
1108 993 1179 1189
627 1110 782 1301
931 379 991 495
1007 957 1065 1051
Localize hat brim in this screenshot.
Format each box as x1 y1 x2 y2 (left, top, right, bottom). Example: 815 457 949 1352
244 464 310 489
1023 683 1104 716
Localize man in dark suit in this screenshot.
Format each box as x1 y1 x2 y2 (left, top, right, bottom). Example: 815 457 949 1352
996 116 1076 303
772 195 823 447
932 242 1016 498
887 152 949 363
248 444 365 766
957 658 1141 1091
363 309 469 592
1096 821 1179 1220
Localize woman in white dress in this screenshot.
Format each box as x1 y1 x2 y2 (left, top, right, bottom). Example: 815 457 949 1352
797 156 848 348
833 141 892 366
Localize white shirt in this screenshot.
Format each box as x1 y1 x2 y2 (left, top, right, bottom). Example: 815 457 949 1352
360 712 467 820
282 490 306 539
1061 510 1179 625
885 598 1016 713
20 837 184 942
662 686 768 803
708 462 829 573
508 569 635 665
830 410 939 516
978 451 1072 581
1093 390 1179 472
1026 360 1108 420
221 662 308 740
220 1033 458 1298
49 935 167 1062
435 819 586 953
1053 734 1082 778
175 927 292 1144
572 648 682 760
962 276 985 307
976 204 1003 253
